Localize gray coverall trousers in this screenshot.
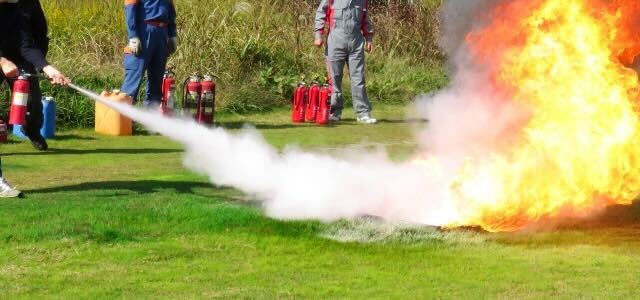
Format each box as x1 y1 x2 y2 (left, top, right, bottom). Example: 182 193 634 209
315 0 373 119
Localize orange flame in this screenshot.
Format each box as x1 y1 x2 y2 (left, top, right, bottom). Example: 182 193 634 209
423 0 640 231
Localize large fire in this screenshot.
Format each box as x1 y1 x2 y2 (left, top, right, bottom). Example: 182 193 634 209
424 0 640 232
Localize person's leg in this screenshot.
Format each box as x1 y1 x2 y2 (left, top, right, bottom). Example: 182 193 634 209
121 27 150 102
144 26 169 107
2 64 47 149
327 34 348 120
0 76 20 196
120 53 146 101
18 63 45 141
0 156 22 197
347 38 373 119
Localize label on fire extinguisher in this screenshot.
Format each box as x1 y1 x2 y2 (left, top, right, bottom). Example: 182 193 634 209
167 90 175 109
204 93 213 103
12 92 29 106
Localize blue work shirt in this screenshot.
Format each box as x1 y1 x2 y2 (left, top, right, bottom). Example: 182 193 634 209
124 0 177 39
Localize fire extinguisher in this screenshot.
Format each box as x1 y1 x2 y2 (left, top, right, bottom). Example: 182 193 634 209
9 74 30 125
305 81 320 122
161 70 176 115
182 73 201 120
199 75 216 125
291 81 308 123
0 119 8 143
316 82 331 125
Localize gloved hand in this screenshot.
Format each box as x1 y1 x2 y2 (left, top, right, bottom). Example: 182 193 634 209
128 37 142 56
168 37 178 55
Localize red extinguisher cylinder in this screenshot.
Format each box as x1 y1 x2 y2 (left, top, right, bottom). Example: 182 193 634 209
305 82 320 122
161 71 176 115
291 82 307 123
316 84 331 125
0 120 8 144
9 76 30 125
200 75 215 124
186 75 202 121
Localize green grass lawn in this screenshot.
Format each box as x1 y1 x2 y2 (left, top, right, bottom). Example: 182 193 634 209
1 104 639 298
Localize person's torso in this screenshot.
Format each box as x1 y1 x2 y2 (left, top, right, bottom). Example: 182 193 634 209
329 0 367 35
0 3 26 60
138 0 172 22
18 0 49 55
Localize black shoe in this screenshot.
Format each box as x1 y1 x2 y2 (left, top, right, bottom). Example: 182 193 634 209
29 134 48 151
20 127 48 151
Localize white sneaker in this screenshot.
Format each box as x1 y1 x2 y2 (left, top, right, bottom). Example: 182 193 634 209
0 178 22 198
329 115 341 122
357 115 377 124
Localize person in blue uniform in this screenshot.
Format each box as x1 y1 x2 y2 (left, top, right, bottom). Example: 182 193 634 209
120 0 178 107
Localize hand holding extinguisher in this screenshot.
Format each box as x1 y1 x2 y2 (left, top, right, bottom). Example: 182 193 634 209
2 55 70 126
42 65 71 86
0 57 19 78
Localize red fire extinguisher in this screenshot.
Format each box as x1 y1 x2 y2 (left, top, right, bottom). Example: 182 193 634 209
0 119 8 144
161 71 176 115
198 75 216 125
305 82 320 122
291 81 308 123
182 73 201 120
9 74 29 125
316 83 331 125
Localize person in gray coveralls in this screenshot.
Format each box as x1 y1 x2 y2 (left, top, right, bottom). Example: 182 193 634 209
314 0 377 124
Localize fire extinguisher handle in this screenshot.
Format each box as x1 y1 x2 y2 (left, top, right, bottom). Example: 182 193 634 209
5 73 48 80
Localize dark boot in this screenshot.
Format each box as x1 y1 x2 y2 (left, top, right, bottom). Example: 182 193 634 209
21 127 48 151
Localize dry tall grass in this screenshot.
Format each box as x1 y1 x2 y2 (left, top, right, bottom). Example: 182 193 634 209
36 0 446 126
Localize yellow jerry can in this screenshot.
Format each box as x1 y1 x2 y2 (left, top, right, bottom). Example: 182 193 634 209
95 90 133 136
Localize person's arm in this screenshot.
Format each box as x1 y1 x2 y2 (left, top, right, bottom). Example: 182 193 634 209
124 0 142 56
361 1 374 42
361 0 374 52
167 0 178 54
168 0 177 39
124 0 139 39
16 8 49 71
18 0 50 57
314 0 330 46
14 11 68 84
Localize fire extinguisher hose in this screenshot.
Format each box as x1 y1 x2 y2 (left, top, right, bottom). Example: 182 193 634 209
67 83 104 103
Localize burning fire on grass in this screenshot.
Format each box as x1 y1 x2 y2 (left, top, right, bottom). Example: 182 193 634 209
414 0 640 232
71 0 640 234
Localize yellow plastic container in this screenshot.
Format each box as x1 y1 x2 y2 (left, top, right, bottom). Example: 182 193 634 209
95 90 133 136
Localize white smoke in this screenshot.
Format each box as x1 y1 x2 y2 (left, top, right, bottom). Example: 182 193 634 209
70 0 528 227
417 0 530 161
71 83 459 225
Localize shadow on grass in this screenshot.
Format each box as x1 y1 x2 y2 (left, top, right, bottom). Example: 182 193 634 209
3 147 181 156
52 134 97 141
218 121 327 130
377 118 428 124
17 179 322 243
26 180 219 195
178 119 425 129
